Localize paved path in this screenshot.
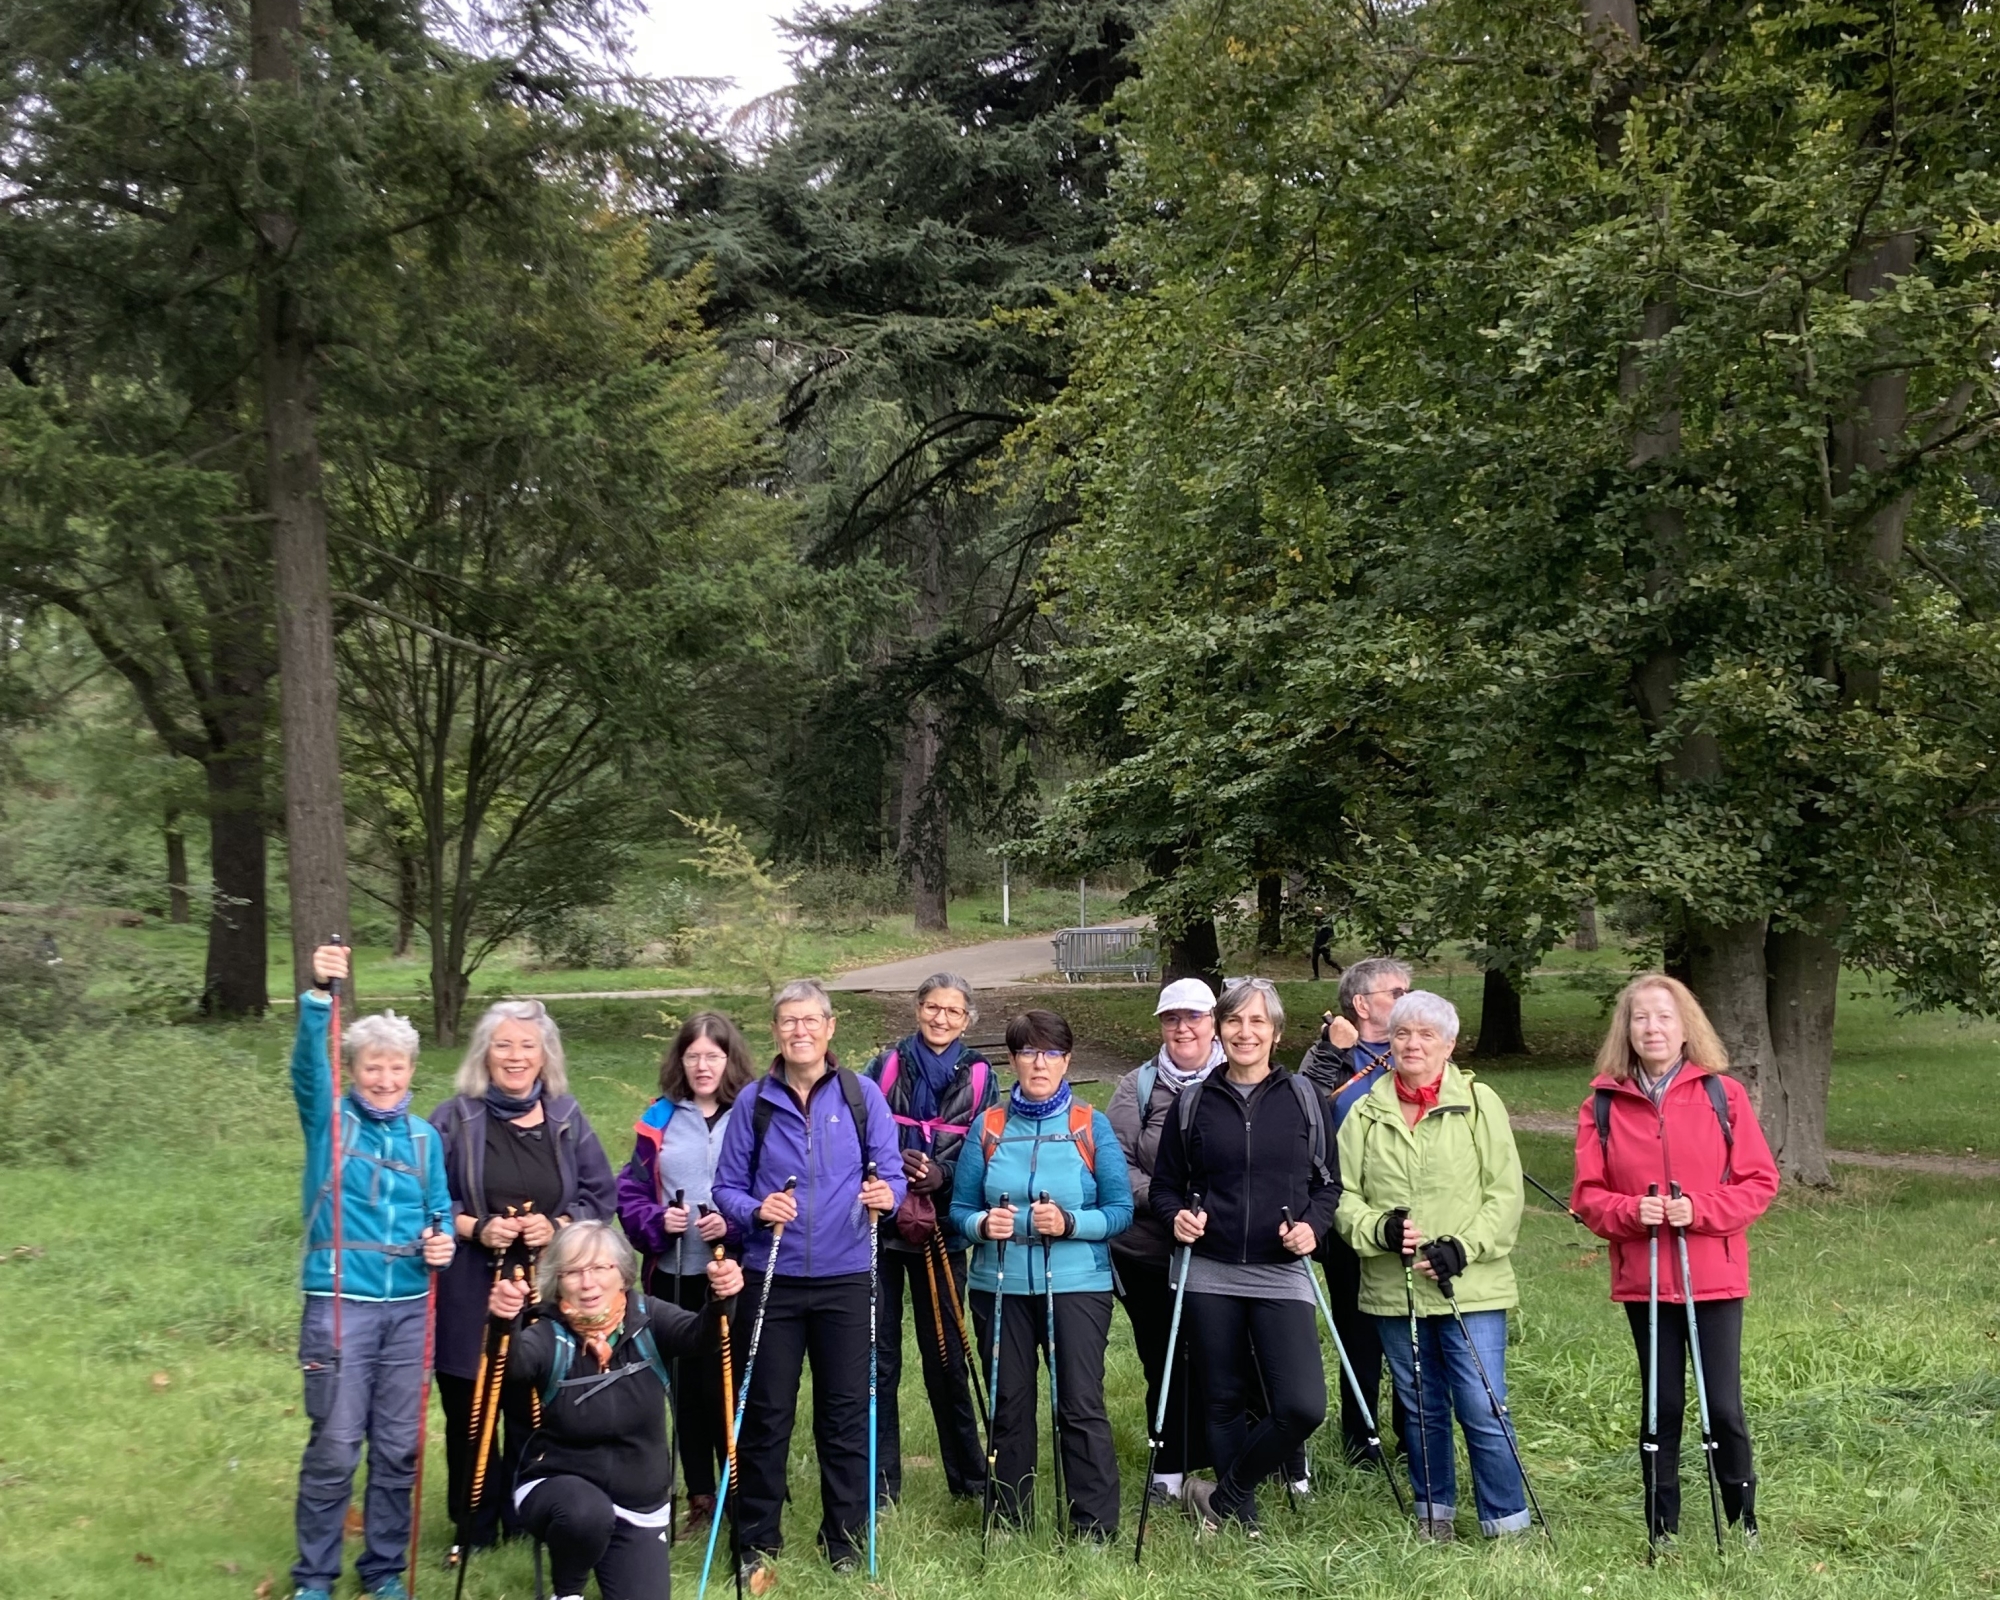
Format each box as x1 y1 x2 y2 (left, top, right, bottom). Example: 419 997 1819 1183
1507 1110 2000 1180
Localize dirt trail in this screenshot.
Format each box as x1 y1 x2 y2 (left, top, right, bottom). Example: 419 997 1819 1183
1506 1110 2000 1181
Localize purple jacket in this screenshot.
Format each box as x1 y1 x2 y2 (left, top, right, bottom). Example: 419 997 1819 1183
712 1060 906 1279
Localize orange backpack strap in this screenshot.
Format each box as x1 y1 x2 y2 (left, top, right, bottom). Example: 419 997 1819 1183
978 1104 1008 1164
1068 1102 1096 1173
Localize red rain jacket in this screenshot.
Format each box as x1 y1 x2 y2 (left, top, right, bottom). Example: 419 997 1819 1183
1570 1063 1779 1303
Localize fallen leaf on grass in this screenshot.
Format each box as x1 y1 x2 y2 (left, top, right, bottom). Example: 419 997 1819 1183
344 1505 364 1538
150 1371 171 1391
255 1575 275 1599
134 1552 157 1566
214 1560 241 1575
5 1245 44 1261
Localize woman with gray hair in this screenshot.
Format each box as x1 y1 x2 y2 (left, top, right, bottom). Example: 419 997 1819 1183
1334 990 1527 1542
486 1220 744 1600
862 972 998 1506
430 999 617 1558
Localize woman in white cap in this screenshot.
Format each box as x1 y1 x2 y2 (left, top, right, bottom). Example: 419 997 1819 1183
1105 976 1223 1510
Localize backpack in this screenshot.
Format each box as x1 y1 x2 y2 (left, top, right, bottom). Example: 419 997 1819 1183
976 1100 1099 1173
1593 1074 1735 1183
1177 1071 1332 1186
747 1067 874 1186
542 1293 673 1410
877 1046 992 1142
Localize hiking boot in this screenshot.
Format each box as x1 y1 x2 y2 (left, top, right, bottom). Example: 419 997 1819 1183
1182 1477 1222 1536
1418 1516 1456 1542
683 1493 717 1538
829 1552 861 1576
1144 1480 1179 1512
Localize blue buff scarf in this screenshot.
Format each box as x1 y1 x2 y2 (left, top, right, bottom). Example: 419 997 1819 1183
1008 1079 1073 1122
485 1083 544 1122
907 1035 964 1125
351 1088 414 1121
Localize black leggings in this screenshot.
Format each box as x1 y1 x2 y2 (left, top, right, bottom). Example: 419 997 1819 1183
1114 1255 1208 1475
1624 1296 1756 1534
1185 1293 1327 1522
875 1243 987 1500
518 1475 669 1599
650 1268 728 1499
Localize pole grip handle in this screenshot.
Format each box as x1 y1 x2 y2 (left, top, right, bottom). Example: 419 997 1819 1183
327 932 345 999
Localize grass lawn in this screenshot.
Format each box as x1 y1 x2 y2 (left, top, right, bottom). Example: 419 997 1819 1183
3 988 1997 1599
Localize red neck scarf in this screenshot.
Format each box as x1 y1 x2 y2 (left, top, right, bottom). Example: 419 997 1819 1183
1394 1071 1443 1112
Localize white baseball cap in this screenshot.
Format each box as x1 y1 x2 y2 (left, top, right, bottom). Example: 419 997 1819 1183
1154 977 1218 1015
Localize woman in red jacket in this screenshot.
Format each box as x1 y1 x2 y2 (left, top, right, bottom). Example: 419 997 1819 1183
1571 974 1779 1545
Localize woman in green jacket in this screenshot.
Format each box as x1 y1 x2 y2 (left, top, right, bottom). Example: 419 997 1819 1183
1334 990 1526 1542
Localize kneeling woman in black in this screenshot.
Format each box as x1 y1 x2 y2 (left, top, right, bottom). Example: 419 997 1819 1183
488 1220 741 1600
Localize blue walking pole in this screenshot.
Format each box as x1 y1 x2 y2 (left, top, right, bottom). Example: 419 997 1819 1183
1671 1181 1726 1554
867 1161 881 1578
1134 1191 1199 1563
1038 1190 1064 1540
1292 1208 1408 1518
981 1193 1011 1555
698 1176 794 1600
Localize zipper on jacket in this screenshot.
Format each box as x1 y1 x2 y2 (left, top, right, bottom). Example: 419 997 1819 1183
1241 1095 1254 1264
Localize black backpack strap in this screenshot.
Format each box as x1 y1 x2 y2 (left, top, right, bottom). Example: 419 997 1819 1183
543 1322 575 1411
1703 1074 1735 1182
837 1068 873 1164
1286 1072 1332 1185
749 1091 777 1193
1593 1087 1613 1158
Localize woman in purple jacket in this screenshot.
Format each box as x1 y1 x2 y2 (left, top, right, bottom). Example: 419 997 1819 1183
615 1011 755 1536
429 999 616 1559
711 979 904 1590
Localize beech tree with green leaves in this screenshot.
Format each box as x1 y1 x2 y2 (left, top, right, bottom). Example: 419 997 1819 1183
1039 0 2000 1181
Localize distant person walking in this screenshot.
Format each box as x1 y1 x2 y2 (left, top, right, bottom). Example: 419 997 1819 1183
616 1011 755 1537
1106 978 1223 1510
1150 978 1334 1535
1572 974 1778 1545
1309 911 1341 982
290 942 453 1600
863 973 997 1506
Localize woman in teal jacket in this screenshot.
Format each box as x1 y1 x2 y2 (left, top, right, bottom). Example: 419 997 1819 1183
291 942 453 1600
950 1009 1132 1539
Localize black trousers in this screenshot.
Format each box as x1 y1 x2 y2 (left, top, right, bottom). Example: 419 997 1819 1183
518 1475 670 1599
970 1289 1120 1537
876 1242 988 1500
649 1267 728 1500
1185 1293 1327 1522
1625 1296 1756 1534
1320 1237 1406 1464
1114 1254 1209 1475
732 1273 871 1562
438 1366 534 1545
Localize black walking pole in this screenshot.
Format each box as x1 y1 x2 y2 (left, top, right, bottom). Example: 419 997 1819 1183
981 1194 1011 1556
1523 1170 1590 1227
1037 1190 1065 1540
1422 1239 1554 1548
1671 1182 1727 1554
1392 1210 1432 1532
1295 1209 1407 1517
1134 1191 1198 1564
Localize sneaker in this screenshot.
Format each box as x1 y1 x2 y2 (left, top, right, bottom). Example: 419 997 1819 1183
292 1590 332 1600
741 1554 778 1596
1418 1516 1457 1542
1289 1476 1312 1499
1144 1481 1179 1511
829 1552 860 1575
1182 1477 1222 1536
366 1579 411 1600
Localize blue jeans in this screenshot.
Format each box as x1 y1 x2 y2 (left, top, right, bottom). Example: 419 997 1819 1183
293 1295 429 1592
1375 1309 1529 1535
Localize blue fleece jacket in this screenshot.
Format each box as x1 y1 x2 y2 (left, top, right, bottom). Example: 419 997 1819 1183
949 1105 1132 1295
292 991 450 1301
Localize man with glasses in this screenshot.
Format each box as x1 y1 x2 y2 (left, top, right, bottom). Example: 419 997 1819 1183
863 972 997 1509
1299 957 1412 1467
1106 978 1225 1510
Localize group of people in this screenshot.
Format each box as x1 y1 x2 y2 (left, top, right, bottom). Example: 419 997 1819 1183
285 944 1779 1600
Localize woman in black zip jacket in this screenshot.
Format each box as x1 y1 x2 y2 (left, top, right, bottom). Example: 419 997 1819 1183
1151 977 1338 1533
487 1221 741 1600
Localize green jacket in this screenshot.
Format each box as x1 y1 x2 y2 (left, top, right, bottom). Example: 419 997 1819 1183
1334 1062 1523 1317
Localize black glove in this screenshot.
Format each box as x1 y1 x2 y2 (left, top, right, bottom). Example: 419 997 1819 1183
1379 1208 1411 1256
1423 1236 1468 1294
902 1150 946 1195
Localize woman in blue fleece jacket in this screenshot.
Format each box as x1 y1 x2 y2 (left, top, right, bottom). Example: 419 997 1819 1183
290 942 453 1600
950 1008 1132 1539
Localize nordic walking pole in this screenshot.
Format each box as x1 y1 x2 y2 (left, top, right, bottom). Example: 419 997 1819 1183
1524 1170 1589 1227
867 1161 882 1579
1038 1190 1064 1538
1291 1208 1409 1518
699 1176 795 1600
1671 1181 1726 1555
981 1193 1011 1555
920 1219 954 1372
701 1214 742 1600
667 1188 686 1509
327 934 347 1362
1646 1182 1661 1562
1135 1191 1198 1563
1425 1242 1554 1549
930 1228 988 1425
1393 1211 1432 1530
458 1264 526 1600
408 1211 443 1597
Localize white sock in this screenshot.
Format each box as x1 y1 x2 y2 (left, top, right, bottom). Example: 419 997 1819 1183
1154 1472 1184 1496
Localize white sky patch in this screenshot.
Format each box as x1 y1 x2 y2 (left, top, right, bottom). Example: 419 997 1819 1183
622 1 802 107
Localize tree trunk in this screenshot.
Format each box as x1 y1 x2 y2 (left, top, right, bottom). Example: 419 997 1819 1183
394 843 417 958
1573 898 1598 951
165 815 191 924
1256 872 1283 951
1764 926 1838 1186
255 0 350 998
201 750 269 1016
430 957 471 1050
897 702 949 932
1684 915 1773 1110
1472 966 1526 1057
1163 915 1223 992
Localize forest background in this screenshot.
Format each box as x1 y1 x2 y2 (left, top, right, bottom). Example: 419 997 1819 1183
4 1 2000 1595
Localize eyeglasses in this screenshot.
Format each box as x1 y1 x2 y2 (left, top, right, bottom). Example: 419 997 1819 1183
1012 1049 1070 1065
558 1261 622 1282
1363 987 1409 1002
682 1049 729 1069
1159 1012 1209 1030
777 1015 829 1034
918 1003 968 1022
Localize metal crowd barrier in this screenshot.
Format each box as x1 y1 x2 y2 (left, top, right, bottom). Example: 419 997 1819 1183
1053 925 1158 983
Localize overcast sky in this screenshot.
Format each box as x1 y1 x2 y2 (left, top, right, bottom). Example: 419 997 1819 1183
622 2 803 106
